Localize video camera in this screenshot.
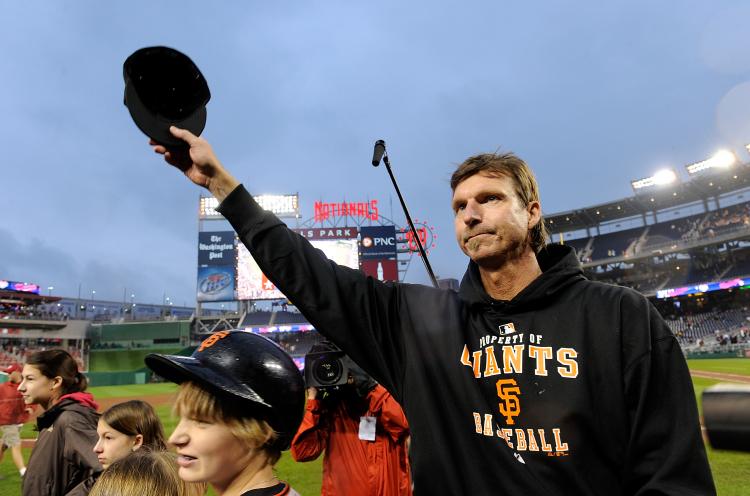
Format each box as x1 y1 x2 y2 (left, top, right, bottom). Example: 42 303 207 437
702 383 750 452
304 349 355 389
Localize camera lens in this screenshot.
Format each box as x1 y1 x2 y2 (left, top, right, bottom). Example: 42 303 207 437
313 356 343 385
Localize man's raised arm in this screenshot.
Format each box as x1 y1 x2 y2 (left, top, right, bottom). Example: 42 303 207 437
150 126 239 202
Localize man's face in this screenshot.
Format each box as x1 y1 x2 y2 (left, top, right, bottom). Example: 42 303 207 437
452 172 540 268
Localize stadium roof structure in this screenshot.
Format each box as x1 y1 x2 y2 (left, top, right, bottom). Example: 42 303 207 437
0 290 61 306
546 160 750 234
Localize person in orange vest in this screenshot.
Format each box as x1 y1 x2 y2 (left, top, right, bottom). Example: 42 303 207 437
291 343 412 495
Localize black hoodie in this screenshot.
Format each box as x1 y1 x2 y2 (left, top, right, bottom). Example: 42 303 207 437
220 185 715 496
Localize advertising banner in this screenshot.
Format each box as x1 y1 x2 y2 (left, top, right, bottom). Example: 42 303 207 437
360 259 398 282
359 226 397 260
0 280 40 294
197 265 235 302
198 231 237 266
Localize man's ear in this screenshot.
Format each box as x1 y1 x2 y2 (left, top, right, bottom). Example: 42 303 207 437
527 200 541 229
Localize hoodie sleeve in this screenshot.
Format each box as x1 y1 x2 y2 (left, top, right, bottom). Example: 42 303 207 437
290 399 329 462
619 292 716 496
63 415 102 476
218 185 409 399
371 387 410 443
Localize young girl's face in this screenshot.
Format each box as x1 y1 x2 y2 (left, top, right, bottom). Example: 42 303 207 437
93 418 142 469
169 416 254 488
17 365 56 406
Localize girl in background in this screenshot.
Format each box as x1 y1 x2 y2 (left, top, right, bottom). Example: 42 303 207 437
18 349 101 496
93 399 167 468
70 399 170 494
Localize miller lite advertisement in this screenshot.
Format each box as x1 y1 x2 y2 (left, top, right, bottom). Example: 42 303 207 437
197 265 235 302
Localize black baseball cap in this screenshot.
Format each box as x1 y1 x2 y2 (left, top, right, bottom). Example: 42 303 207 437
123 46 210 147
145 330 305 449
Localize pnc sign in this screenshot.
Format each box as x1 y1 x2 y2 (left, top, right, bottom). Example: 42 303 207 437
360 226 397 260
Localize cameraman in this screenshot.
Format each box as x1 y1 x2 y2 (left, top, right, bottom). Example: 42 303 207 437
291 343 412 495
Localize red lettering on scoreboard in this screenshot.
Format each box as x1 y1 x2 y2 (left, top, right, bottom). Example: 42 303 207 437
314 200 379 222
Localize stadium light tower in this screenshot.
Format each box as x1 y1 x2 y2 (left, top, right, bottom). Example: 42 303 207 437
685 149 737 175
631 168 679 194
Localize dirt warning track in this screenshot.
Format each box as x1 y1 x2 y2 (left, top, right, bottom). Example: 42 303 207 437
690 370 750 384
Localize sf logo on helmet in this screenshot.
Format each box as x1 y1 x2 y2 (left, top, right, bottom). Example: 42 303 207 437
496 378 521 425
199 331 230 352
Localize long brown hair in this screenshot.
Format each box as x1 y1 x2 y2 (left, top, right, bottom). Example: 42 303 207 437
26 349 88 395
102 400 167 451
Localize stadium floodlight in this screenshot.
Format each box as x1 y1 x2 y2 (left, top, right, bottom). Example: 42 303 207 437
685 149 737 175
631 168 679 192
199 193 300 219
254 194 299 217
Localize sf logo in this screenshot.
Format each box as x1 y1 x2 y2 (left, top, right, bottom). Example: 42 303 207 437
198 331 230 352
496 378 521 425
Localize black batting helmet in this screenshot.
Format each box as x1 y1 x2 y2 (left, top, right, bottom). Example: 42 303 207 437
144 330 304 450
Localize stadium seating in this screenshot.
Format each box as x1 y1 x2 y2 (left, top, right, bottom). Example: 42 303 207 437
641 212 703 248
240 309 309 327
589 226 644 260
700 202 750 237
665 307 750 345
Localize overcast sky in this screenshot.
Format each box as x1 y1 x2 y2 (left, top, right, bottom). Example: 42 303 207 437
3 1 750 307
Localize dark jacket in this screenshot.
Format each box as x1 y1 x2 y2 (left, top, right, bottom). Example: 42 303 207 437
219 185 715 496
23 393 102 496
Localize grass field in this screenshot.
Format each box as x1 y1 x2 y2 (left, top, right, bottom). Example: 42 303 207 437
687 358 750 496
688 357 750 375
0 360 748 495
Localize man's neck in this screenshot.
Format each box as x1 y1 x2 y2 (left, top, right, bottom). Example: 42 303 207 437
478 251 542 301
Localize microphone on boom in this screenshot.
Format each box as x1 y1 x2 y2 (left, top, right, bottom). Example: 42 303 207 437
372 140 386 167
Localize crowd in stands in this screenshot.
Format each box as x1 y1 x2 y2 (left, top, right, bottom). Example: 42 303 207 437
266 330 322 357
702 203 750 238
566 201 750 265
241 308 308 327
0 341 85 370
0 306 69 321
665 308 749 344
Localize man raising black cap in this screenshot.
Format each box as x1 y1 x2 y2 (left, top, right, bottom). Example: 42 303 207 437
148 127 715 496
